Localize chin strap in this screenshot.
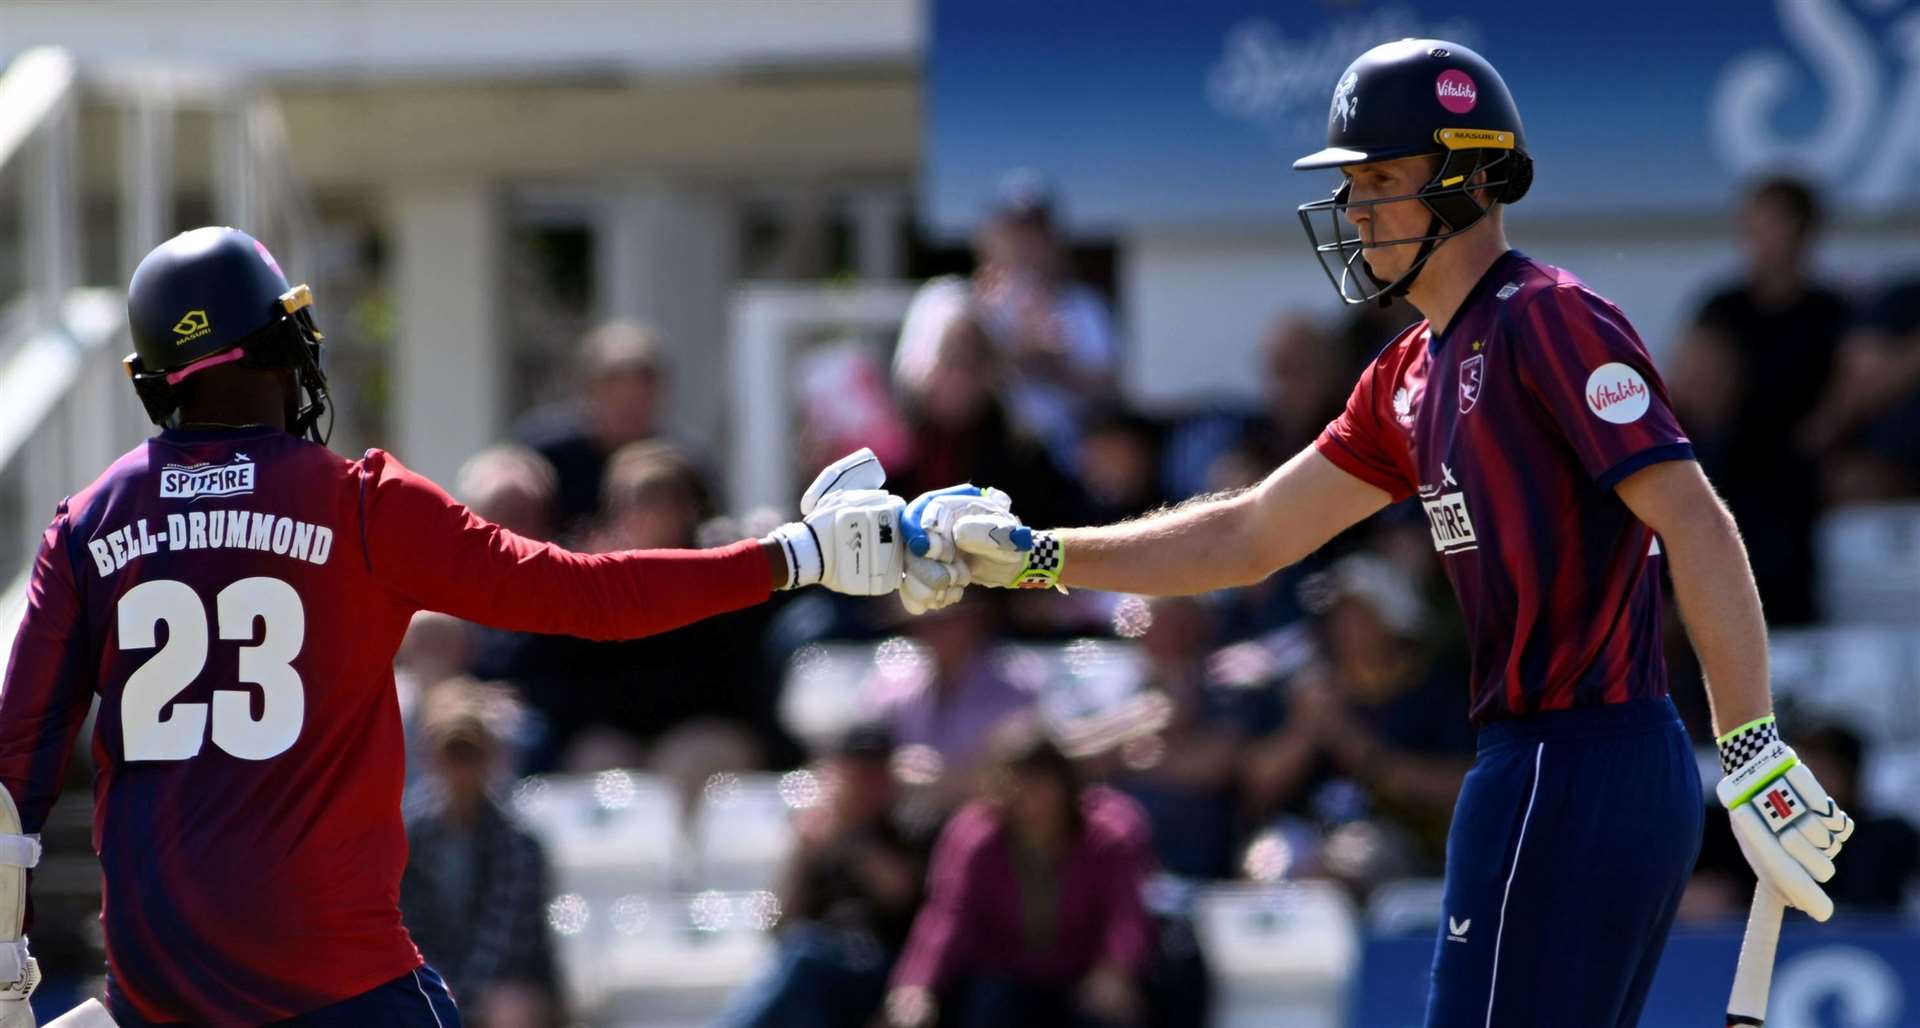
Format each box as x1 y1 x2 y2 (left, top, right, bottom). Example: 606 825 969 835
1368 215 1446 308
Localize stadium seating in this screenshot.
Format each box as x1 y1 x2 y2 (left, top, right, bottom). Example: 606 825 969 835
1818 504 1920 625
511 770 686 895
598 890 780 1027
1364 877 1447 936
778 641 890 755
692 771 800 892
1193 881 1360 1028
1768 627 1920 744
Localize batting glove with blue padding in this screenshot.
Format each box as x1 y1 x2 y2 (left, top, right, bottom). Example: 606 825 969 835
897 485 1063 615
1716 716 1855 922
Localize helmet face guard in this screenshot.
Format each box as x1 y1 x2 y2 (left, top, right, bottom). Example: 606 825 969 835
125 284 334 444
1298 146 1531 306
1290 39 1534 306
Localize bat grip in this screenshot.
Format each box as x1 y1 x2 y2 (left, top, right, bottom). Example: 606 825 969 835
1726 886 1787 1027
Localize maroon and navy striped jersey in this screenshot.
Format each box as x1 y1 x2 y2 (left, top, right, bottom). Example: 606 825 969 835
1317 250 1693 725
0 425 772 1024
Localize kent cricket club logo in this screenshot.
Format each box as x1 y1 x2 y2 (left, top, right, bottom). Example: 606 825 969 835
1459 354 1485 414
1330 70 1359 129
159 456 256 500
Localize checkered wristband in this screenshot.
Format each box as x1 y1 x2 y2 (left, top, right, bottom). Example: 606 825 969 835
1717 715 1780 776
1011 531 1066 591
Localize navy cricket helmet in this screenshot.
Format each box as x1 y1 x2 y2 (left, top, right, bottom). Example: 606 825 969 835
1293 39 1533 305
124 227 332 442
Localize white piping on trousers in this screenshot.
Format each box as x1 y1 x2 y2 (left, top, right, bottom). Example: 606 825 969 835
1486 741 1545 1028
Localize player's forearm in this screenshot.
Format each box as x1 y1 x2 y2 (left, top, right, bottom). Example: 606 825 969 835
1055 489 1274 595
1661 504 1772 735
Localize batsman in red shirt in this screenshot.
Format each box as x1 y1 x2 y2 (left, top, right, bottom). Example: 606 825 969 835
0 227 910 1026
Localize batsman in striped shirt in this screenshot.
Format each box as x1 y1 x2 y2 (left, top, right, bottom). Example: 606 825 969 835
893 39 1855 1028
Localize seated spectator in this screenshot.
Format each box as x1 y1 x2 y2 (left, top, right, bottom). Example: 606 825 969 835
869 591 1039 801
400 679 560 1028
456 445 574 738
515 320 688 539
892 306 1080 532
886 717 1154 1028
396 611 478 783
1801 271 1920 501
1684 720 1918 921
1099 596 1257 880
1076 407 1168 527
521 442 791 778
1668 176 1848 625
457 444 561 542
1194 440 1320 646
721 723 926 1028
1242 555 1473 890
895 171 1119 473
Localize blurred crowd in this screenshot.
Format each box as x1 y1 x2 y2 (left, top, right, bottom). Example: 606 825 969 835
389 173 1920 1027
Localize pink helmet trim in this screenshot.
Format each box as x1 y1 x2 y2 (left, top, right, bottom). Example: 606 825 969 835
164 347 247 385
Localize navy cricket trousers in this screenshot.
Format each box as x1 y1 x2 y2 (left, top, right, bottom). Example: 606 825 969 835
1424 698 1704 1028
110 964 461 1027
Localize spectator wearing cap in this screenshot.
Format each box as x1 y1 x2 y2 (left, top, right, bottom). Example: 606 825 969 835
515 320 688 540
894 170 1119 473
1242 555 1473 890
721 723 926 1028
400 679 560 1028
886 717 1154 1028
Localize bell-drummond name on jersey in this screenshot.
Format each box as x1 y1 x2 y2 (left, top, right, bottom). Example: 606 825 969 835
86 509 335 577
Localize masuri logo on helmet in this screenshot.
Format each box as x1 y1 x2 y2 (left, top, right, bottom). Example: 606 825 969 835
171 310 211 344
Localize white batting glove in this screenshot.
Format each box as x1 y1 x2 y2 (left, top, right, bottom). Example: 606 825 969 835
1716 716 1855 922
897 485 1063 615
764 449 907 596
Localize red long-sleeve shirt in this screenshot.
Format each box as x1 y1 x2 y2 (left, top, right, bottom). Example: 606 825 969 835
0 426 771 1024
890 786 1154 993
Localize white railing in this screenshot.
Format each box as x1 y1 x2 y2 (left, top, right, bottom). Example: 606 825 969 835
0 47 320 657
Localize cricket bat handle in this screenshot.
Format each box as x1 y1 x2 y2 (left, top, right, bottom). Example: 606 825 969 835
1727 885 1787 1026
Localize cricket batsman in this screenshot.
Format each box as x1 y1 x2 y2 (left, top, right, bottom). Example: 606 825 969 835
0 227 912 1025
899 39 1854 1027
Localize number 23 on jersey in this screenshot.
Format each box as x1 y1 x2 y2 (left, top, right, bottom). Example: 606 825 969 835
117 577 306 761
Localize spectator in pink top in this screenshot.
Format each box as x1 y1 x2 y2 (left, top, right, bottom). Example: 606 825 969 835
884 717 1154 1028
